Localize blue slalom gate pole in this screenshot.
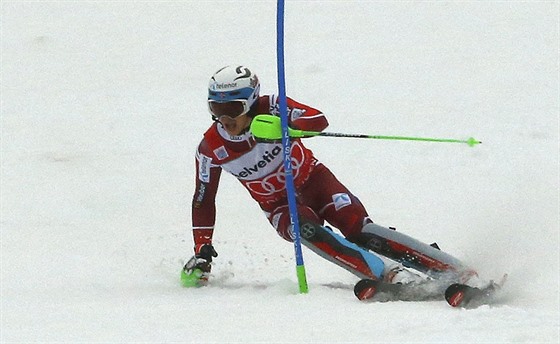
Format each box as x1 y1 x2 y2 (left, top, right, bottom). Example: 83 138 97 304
276 0 308 293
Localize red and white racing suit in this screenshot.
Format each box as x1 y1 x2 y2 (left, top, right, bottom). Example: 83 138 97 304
192 95 371 254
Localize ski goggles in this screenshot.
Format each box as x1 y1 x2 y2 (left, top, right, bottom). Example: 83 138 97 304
208 100 250 119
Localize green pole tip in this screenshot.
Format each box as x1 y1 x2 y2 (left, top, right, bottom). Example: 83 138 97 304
467 137 481 147
181 268 203 288
296 265 309 293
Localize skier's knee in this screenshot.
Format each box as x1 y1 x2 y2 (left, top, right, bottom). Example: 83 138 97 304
270 205 322 242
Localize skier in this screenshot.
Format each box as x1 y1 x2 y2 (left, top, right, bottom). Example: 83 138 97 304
183 65 459 288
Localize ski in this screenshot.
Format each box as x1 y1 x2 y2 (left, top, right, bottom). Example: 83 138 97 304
445 274 508 309
354 278 446 302
355 274 508 307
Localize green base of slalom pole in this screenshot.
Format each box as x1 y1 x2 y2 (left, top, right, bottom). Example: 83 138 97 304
296 264 309 293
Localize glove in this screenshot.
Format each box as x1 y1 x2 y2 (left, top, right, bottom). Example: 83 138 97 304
181 244 218 287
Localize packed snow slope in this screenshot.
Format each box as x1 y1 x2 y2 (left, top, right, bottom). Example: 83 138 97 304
1 2 559 343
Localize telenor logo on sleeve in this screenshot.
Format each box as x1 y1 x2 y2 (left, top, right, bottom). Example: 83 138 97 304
198 154 212 183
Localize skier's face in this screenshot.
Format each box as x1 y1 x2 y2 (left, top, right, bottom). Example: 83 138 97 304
218 114 252 136
209 100 248 119
209 99 253 136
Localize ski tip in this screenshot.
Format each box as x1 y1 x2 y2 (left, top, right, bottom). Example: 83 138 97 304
356 285 377 301
445 280 503 309
354 279 378 301
445 283 467 307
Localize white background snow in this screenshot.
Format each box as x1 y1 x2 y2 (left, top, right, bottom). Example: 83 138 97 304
1 1 559 343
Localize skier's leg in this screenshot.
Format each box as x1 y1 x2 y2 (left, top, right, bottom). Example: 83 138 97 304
297 163 372 239
265 204 384 280
353 223 478 283
299 220 385 280
294 165 426 282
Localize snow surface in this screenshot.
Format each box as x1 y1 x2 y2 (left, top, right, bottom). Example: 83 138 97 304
1 1 559 343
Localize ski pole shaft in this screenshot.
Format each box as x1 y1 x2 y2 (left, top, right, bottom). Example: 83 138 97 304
315 131 481 146
250 114 481 147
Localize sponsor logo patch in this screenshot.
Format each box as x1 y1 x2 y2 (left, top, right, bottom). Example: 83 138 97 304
198 154 212 183
290 108 306 121
193 183 206 208
213 146 229 160
332 193 352 211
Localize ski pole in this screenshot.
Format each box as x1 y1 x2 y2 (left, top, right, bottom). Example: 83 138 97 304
250 114 482 147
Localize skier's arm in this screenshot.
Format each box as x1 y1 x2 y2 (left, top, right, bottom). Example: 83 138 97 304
182 145 222 287
192 148 222 254
286 97 329 132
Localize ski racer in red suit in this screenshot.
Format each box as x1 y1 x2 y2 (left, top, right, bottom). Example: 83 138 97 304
182 65 440 287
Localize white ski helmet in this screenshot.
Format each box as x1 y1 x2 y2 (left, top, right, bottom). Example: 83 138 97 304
208 65 260 120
